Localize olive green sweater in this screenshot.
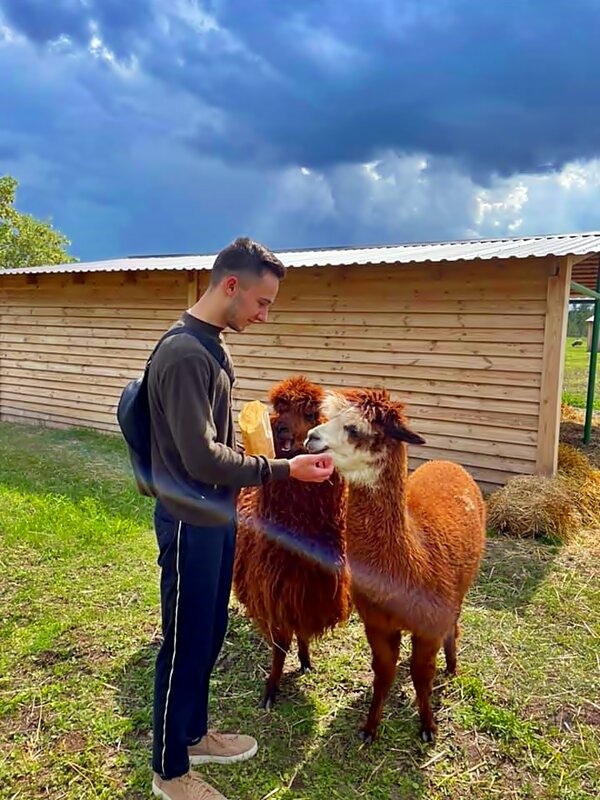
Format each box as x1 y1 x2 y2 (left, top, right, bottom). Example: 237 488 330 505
148 312 290 526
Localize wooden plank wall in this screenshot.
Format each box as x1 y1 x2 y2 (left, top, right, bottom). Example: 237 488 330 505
224 258 554 493
0 270 188 433
0 257 556 492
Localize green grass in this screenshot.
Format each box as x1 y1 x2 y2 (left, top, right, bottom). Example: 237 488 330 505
1 421 599 799
562 336 600 410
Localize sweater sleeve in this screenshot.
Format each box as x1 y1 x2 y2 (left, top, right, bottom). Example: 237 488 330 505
159 352 290 487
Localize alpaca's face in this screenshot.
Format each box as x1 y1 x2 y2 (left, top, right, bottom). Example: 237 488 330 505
271 405 320 458
305 389 426 486
268 376 326 459
305 394 385 486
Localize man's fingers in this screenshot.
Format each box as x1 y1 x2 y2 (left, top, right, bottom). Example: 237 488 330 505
312 454 333 468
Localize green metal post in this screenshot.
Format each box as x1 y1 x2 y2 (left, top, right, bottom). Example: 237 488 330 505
570 280 600 301
583 258 600 444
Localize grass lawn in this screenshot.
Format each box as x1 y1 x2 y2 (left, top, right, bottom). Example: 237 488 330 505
562 336 600 410
1 422 599 800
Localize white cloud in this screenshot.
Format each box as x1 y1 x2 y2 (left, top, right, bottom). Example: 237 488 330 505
0 21 23 44
284 15 366 74
475 183 528 227
248 153 600 249
474 161 600 235
557 161 600 190
172 0 221 34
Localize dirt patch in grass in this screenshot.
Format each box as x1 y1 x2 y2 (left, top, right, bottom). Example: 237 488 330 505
553 703 600 730
57 731 88 753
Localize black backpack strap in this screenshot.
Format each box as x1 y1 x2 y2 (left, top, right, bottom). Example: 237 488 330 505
147 325 234 385
186 329 235 386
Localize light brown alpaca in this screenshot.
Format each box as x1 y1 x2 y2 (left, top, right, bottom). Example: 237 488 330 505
306 387 486 743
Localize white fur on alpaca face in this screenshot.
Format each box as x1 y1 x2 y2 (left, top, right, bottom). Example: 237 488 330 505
305 393 384 487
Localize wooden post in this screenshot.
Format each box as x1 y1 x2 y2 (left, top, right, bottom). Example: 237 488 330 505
536 256 572 475
187 269 199 308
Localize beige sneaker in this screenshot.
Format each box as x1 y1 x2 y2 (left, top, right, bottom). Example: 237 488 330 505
188 730 258 765
152 770 229 800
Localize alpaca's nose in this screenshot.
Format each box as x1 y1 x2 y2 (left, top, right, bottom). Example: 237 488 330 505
304 430 322 452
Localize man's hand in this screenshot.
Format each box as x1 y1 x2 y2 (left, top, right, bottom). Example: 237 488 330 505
289 453 334 482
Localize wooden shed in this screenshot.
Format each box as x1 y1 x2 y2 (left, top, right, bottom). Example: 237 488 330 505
2 232 600 493
587 316 595 351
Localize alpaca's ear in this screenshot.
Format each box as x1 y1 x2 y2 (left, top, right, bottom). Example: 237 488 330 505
321 390 348 419
386 422 426 446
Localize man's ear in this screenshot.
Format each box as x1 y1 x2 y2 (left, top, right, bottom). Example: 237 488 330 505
224 275 239 296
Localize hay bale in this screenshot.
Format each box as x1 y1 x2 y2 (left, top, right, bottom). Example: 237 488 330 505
488 443 600 541
561 403 584 424
487 475 582 543
557 442 592 483
557 443 600 527
578 470 600 527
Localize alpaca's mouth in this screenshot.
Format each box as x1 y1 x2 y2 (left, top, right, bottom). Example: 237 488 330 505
305 438 329 455
276 437 304 456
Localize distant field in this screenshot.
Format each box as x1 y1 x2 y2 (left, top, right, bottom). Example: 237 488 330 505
562 336 600 410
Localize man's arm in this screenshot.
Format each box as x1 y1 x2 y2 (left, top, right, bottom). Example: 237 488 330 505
160 353 290 487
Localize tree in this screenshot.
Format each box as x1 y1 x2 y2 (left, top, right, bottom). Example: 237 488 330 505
0 175 77 269
568 303 594 338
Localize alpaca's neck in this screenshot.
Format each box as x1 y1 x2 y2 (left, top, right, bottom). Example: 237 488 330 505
346 445 417 576
258 474 347 544
346 446 460 638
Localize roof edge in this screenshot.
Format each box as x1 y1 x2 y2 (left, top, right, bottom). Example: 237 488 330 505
1 230 600 277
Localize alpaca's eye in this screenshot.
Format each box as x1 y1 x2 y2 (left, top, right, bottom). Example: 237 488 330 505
344 424 359 437
305 411 317 422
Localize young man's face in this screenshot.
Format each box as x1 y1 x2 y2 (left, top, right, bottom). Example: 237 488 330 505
224 270 280 332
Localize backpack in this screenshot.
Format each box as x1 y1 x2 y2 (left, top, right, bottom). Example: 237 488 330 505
116 325 234 497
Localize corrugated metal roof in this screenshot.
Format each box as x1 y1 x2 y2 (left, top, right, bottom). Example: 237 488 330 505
2 231 600 277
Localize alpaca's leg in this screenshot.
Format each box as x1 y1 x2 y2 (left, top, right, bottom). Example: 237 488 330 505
260 630 292 710
443 620 460 676
410 634 442 743
297 635 312 674
360 626 402 744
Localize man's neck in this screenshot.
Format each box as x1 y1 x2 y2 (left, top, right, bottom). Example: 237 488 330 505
188 292 227 330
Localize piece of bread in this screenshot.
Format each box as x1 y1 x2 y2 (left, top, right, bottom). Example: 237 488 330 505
238 400 275 459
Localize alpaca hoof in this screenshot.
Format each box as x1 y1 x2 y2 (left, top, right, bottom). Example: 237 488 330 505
420 727 436 744
300 663 312 675
259 688 277 710
358 728 375 745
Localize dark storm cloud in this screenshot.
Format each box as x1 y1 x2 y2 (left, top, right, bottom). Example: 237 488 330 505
3 0 600 176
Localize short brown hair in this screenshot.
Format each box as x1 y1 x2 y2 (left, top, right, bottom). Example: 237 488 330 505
210 237 286 285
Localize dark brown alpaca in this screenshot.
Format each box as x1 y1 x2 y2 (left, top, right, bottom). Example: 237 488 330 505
233 375 350 709
306 387 486 742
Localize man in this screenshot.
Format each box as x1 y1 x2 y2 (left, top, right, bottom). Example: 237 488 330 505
148 237 334 800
